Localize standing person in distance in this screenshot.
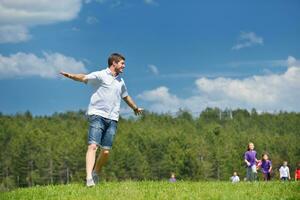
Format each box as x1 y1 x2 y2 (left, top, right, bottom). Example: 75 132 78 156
230 172 240 183
169 172 177 183
295 162 300 181
259 153 272 181
279 161 291 181
244 142 258 181
60 53 143 187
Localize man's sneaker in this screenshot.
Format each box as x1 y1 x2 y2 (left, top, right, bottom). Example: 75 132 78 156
86 178 95 187
92 171 99 184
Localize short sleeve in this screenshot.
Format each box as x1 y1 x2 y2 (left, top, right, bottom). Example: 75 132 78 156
121 81 128 98
244 152 248 160
85 71 102 85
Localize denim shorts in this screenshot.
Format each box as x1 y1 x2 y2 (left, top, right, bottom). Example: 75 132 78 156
87 115 118 149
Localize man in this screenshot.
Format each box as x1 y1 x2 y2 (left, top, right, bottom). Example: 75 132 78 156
60 53 143 187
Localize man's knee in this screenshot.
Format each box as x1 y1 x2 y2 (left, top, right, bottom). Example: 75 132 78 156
102 149 110 157
88 144 98 151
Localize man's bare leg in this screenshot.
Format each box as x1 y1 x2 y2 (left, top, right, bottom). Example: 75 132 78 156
94 149 110 174
86 144 98 180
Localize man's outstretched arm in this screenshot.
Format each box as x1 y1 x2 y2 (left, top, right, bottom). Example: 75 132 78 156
60 71 87 83
123 96 143 115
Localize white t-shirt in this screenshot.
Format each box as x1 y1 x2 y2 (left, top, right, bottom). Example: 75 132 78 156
231 176 240 183
279 166 290 178
85 68 128 121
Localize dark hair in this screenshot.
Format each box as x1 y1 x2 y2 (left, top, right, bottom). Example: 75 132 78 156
108 53 125 66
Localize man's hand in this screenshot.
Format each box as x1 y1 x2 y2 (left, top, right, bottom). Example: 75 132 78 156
59 71 87 83
60 71 71 78
123 96 143 116
134 107 143 116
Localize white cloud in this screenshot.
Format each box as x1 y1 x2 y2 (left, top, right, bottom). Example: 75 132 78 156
0 25 31 43
0 0 82 43
86 16 99 24
138 56 300 113
287 56 298 66
138 87 181 112
138 86 215 114
148 64 159 75
0 52 87 79
232 31 263 50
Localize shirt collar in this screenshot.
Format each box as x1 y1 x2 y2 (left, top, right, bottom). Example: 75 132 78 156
106 68 120 78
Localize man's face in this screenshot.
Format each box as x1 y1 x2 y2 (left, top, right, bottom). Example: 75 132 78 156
114 60 125 74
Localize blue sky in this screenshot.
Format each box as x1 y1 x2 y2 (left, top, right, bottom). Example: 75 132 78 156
0 0 300 116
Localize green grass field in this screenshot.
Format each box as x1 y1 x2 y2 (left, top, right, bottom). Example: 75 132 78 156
1 181 299 200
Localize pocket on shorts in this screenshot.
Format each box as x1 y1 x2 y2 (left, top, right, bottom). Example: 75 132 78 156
88 115 102 129
88 115 98 121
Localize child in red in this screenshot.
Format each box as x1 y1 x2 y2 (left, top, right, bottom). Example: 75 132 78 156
295 163 300 181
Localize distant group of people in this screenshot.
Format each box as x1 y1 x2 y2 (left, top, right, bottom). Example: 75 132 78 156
231 142 300 183
168 141 300 183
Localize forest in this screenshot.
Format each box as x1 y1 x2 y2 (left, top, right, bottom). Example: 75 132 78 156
0 108 299 190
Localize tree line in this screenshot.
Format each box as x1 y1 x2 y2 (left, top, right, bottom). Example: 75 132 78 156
0 108 299 190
